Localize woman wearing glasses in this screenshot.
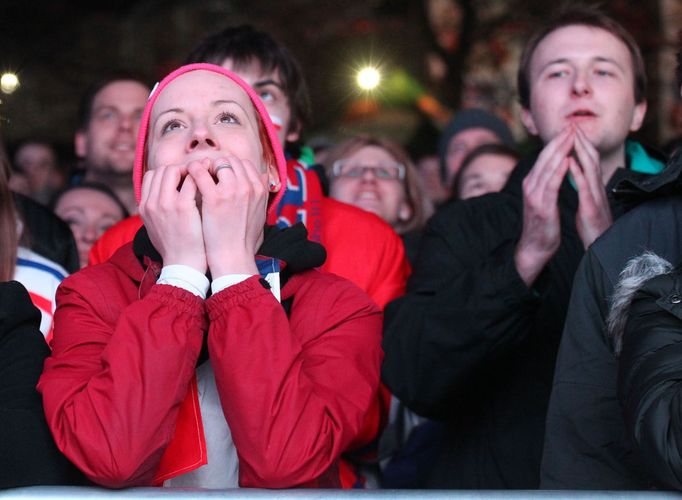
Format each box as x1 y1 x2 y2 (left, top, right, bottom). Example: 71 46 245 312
326 136 432 245
326 135 436 486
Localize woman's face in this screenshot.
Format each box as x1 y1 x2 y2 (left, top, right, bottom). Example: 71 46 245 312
146 70 268 178
330 145 411 229
54 188 125 268
457 153 516 200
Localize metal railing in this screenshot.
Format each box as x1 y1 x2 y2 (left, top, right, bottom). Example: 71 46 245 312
1 488 681 499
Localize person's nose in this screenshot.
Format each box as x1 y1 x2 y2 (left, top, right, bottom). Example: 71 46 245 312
81 224 99 244
118 113 134 132
572 69 592 97
360 167 378 183
187 123 218 152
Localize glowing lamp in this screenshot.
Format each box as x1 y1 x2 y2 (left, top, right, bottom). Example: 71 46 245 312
0 73 19 94
357 67 381 91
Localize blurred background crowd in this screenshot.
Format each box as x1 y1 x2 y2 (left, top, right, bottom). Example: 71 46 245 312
0 0 680 186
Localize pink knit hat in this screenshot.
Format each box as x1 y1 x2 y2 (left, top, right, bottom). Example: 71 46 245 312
133 63 287 212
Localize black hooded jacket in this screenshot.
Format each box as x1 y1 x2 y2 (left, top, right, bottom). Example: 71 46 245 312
617 264 682 491
382 145 667 489
541 149 682 489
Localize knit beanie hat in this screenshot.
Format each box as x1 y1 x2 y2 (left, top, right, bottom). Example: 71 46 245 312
438 108 515 182
133 63 287 212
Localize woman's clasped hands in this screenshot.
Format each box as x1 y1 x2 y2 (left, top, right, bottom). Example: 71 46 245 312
139 155 269 277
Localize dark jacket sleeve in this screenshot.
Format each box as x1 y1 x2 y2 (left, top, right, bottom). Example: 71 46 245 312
381 195 540 418
618 268 682 491
0 281 83 488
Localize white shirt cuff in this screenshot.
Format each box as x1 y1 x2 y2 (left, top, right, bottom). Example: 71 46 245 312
211 274 254 295
157 264 210 299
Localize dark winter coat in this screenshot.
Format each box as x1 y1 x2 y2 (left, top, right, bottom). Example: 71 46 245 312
541 149 682 489
0 280 83 488
618 264 682 491
382 145 666 489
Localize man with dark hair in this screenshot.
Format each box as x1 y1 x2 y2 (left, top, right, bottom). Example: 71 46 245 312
185 25 310 147
516 6 648 112
381 5 666 489
74 76 149 214
184 26 333 240
541 34 682 490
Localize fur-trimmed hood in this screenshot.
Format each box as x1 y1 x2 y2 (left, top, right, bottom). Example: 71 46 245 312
607 251 673 355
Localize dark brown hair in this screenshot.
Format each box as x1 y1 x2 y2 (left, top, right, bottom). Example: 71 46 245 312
186 25 311 142
517 4 646 109
0 142 18 281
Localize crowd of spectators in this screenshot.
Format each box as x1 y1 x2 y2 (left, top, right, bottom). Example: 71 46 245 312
2 3 682 493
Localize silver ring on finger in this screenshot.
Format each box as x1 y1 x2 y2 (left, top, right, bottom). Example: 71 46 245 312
215 163 233 173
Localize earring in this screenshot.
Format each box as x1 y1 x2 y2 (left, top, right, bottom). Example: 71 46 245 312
398 204 412 221
269 181 279 191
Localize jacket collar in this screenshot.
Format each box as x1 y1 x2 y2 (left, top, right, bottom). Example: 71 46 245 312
611 146 681 201
130 222 326 286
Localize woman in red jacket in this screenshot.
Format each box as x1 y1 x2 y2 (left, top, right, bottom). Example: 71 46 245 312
38 63 382 489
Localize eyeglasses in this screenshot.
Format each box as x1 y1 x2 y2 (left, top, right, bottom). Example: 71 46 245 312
332 160 405 181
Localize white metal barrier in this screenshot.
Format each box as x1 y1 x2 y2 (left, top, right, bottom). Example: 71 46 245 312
1 488 681 499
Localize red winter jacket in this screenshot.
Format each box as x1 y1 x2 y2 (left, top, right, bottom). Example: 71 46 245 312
89 198 408 309
38 241 382 488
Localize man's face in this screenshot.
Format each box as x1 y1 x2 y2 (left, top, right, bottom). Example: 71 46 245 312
521 25 646 156
75 80 149 175
221 58 299 146
445 127 501 186
14 143 56 193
